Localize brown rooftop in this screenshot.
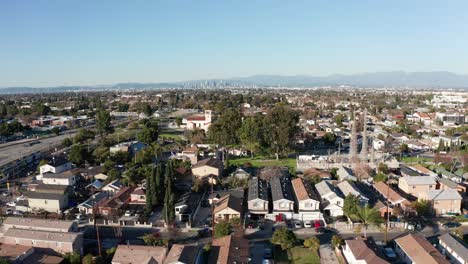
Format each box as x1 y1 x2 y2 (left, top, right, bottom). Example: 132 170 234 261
112 245 168 264
291 178 312 201
395 234 449 264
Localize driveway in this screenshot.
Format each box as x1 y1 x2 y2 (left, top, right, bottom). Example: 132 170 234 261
319 244 338 264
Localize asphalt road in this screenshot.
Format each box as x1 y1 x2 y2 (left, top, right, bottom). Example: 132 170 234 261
0 133 75 167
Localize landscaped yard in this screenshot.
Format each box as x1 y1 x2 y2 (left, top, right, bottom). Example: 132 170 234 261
229 157 296 169
288 247 320 264
399 156 433 163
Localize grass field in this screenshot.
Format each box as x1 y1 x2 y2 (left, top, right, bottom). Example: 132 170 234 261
229 157 296 169
399 156 433 163
289 247 320 264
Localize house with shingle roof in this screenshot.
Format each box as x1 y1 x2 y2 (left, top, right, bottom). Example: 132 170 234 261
164 244 202 264
398 176 436 198
395 234 449 264
291 178 320 213
420 189 462 215
315 181 344 217
337 181 369 206
270 176 294 218
247 177 269 215
208 235 249 264
342 239 389 264
192 158 224 184
438 233 468 264
111 245 168 264
213 194 242 223
373 181 408 207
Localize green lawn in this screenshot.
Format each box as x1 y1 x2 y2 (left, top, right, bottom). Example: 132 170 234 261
454 215 468 222
289 247 320 264
229 157 296 169
399 156 433 163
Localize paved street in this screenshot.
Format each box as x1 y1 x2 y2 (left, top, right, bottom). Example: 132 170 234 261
319 244 339 264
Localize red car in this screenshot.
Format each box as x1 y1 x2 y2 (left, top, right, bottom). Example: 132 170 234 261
314 220 322 229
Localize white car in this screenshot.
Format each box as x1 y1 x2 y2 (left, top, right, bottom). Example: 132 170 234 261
124 210 133 217
5 208 13 215
16 195 25 201
6 201 16 207
304 221 312 228
294 221 303 228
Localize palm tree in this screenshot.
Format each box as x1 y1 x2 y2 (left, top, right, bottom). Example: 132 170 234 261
355 205 383 238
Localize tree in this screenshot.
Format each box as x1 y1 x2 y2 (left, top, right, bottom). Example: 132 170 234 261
163 161 175 225
331 235 344 249
303 237 320 252
81 254 93 264
377 162 389 174
51 126 60 136
323 132 337 144
68 144 87 166
74 128 95 143
373 172 387 182
214 220 232 238
400 143 409 153
96 110 113 135
63 252 81 264
141 233 168 246
239 116 263 158
271 227 297 250
334 114 345 127
152 164 162 206
343 194 360 220
355 205 383 237
62 137 73 147
411 199 432 216
175 117 183 127
207 109 242 146
36 159 48 172
264 104 299 159
137 120 159 144
93 146 110 164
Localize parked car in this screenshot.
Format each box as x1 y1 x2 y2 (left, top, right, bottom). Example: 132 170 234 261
198 228 211 238
314 220 322 229
294 221 302 228
124 210 133 217
443 222 461 228
6 201 16 207
304 221 312 228
383 248 396 260
5 208 13 215
13 210 23 216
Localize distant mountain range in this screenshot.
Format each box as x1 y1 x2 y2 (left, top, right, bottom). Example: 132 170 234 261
1 71 468 94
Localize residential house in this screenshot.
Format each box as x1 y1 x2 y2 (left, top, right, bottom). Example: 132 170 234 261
86 179 104 191
230 167 252 180
176 146 199 165
208 235 249 264
270 176 294 218
38 157 73 180
303 168 332 180
102 179 123 193
213 195 242 223
291 178 321 220
98 187 134 217
337 166 357 181
409 164 438 178
130 187 146 204
400 166 421 177
42 169 78 186
175 192 202 223
111 245 168 264
183 110 212 131
420 189 462 215
436 168 463 183
191 158 224 184
94 173 109 181
342 239 389 264
0 218 82 254
247 177 269 215
77 192 110 215
438 178 467 194
28 190 68 213
373 182 408 207
164 244 202 264
394 234 449 264
0 244 64 264
438 233 468 264
337 181 369 206
398 176 436 198
373 200 393 218
109 141 147 157
315 181 344 217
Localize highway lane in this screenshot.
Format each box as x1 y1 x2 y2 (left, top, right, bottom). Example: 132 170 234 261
0 133 75 167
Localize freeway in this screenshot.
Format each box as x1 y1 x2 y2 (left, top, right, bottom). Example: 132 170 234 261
0 133 75 168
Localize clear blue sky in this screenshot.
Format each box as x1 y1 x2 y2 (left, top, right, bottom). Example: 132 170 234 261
1 0 468 87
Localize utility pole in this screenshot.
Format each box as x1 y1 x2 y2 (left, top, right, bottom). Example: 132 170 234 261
384 179 390 245
211 173 215 241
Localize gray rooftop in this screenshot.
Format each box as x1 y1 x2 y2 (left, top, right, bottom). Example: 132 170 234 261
3 228 80 243
28 192 66 200
248 177 268 201
438 233 468 263
400 176 436 186
315 180 334 197
426 189 462 201
438 178 458 189
270 176 293 202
